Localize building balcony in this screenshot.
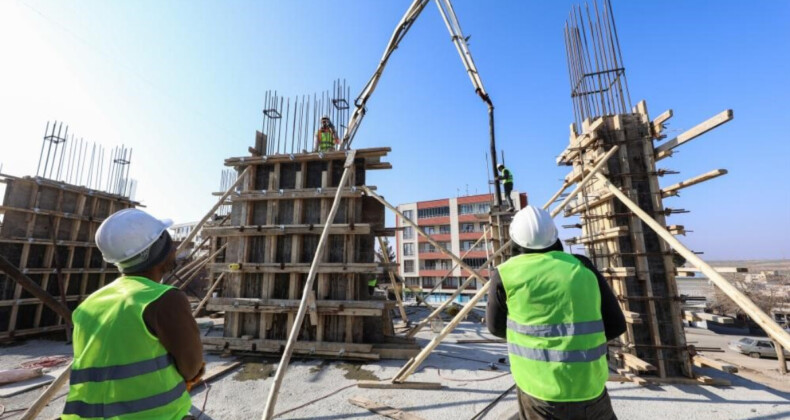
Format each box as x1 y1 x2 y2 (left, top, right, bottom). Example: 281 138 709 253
461 268 490 277
416 216 450 225
417 233 451 242
458 250 488 259
419 269 454 277
418 251 451 259
458 231 485 240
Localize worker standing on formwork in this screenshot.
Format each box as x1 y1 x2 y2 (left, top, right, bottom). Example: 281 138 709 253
314 115 340 152
486 206 626 420
62 209 204 420
496 164 515 211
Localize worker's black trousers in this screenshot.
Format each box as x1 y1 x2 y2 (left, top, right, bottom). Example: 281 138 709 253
518 388 617 420
504 183 514 209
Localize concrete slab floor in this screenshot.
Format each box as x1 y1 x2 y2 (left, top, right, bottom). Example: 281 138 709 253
1 319 788 419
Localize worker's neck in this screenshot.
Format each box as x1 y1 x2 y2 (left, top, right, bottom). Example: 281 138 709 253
126 268 163 283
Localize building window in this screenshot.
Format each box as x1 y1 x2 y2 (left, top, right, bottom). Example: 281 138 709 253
404 260 415 273
439 225 451 234
418 206 450 219
422 277 436 288
419 243 436 253
458 203 491 215
460 240 483 251
439 241 451 250
424 226 436 235
463 258 487 269
460 223 477 233
445 277 459 288
406 278 420 286
403 243 414 256
403 226 414 240
403 210 413 221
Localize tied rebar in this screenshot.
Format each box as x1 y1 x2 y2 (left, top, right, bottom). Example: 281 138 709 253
261 78 351 155
34 121 137 199
564 0 632 129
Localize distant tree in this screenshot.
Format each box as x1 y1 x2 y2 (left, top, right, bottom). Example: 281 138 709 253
709 273 789 322
375 238 397 284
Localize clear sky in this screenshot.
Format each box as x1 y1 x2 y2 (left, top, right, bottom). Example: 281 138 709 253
0 1 788 261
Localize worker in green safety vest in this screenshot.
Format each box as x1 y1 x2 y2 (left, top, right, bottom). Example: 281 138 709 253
63 209 204 420
368 277 378 295
314 115 339 152
496 164 515 211
486 205 626 419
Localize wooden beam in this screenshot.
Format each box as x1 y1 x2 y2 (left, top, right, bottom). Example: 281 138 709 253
0 255 72 326
177 166 252 253
204 223 371 236
655 110 733 160
20 362 72 420
619 352 657 371
595 172 790 351
692 355 737 373
232 188 367 201
207 262 381 274
661 169 727 197
348 396 426 420
550 145 619 218
224 147 390 166
651 109 673 137
192 272 226 317
262 150 356 420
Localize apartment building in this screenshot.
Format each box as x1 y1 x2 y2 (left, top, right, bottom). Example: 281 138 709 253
395 191 527 304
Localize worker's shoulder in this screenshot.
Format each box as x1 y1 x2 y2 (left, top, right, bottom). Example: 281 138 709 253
568 253 596 269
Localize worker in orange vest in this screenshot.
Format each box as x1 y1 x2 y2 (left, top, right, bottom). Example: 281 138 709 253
314 115 339 152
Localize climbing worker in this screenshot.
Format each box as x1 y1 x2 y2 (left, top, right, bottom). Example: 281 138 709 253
368 276 378 295
486 205 626 420
63 209 204 420
496 164 515 211
314 115 339 152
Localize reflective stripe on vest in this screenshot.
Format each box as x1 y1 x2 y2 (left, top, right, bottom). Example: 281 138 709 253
506 318 603 338
499 251 608 402
63 382 187 418
64 276 192 420
70 354 173 384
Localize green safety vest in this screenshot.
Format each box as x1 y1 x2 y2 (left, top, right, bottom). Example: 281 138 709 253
501 168 513 185
63 276 192 420
368 277 378 287
318 129 335 151
499 251 607 402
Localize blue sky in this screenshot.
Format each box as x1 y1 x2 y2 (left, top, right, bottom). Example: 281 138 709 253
0 1 788 260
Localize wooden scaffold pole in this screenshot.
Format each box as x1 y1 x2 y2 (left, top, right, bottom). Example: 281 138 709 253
261 150 357 420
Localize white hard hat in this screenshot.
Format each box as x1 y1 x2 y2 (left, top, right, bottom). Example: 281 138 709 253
509 205 558 250
95 209 173 267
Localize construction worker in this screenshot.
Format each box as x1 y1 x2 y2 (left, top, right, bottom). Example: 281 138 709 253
486 206 626 420
63 209 204 420
368 276 378 295
314 115 339 152
496 164 515 211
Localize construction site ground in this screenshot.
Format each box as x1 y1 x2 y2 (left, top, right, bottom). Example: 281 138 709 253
1 307 788 420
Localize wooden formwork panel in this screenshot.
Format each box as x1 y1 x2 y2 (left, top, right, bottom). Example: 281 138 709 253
204 148 416 358
0 176 137 340
564 105 690 378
